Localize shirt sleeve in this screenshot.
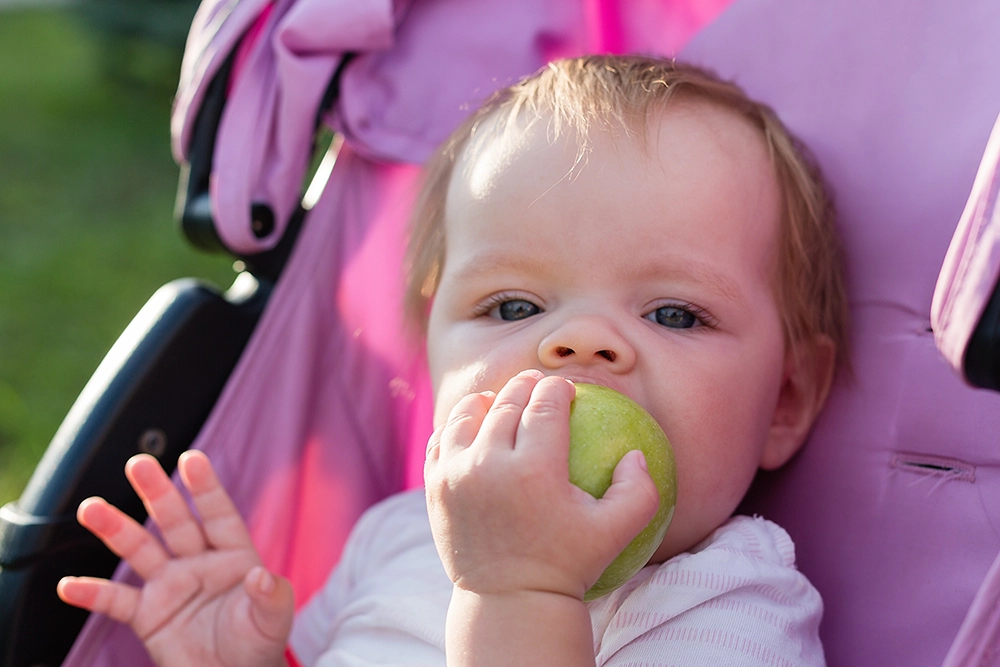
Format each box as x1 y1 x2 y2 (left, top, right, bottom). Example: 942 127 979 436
590 516 825 667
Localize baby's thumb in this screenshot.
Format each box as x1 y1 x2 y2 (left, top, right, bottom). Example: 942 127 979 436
599 450 661 548
244 566 295 642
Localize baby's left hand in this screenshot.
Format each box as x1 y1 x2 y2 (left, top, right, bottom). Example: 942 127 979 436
423 370 659 601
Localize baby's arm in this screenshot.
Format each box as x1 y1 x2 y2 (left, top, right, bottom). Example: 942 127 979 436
424 371 660 666
57 451 294 667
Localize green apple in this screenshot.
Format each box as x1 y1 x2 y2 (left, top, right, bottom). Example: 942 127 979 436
568 383 677 600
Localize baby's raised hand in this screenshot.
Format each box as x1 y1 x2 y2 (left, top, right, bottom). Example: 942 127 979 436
57 451 293 667
424 370 660 602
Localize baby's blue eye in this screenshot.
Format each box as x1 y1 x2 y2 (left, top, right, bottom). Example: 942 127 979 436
492 299 540 321
648 305 698 329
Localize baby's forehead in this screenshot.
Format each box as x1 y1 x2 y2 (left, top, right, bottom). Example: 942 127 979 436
448 97 773 208
443 100 782 263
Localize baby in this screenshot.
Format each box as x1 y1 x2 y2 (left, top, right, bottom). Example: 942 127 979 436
58 55 848 666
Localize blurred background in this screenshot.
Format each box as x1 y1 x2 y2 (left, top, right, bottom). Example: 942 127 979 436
0 0 235 505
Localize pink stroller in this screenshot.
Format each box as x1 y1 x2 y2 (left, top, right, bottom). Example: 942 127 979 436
2 1 1000 665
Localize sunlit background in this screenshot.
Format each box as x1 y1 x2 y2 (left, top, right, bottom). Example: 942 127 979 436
0 0 236 505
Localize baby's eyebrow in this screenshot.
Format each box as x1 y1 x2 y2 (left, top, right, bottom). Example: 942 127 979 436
447 254 546 283
449 253 745 304
613 258 745 305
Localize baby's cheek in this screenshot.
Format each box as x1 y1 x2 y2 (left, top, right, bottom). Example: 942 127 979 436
431 362 494 426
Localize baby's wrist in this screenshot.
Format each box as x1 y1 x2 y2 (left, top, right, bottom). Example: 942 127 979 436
446 586 595 666
450 559 589 602
453 582 584 603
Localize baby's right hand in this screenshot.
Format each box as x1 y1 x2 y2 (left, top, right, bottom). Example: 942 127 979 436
57 451 293 667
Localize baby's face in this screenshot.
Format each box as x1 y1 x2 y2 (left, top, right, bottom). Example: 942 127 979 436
426 100 788 560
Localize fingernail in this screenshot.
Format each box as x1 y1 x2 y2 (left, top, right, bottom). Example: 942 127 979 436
635 450 648 471
517 369 545 379
256 567 274 594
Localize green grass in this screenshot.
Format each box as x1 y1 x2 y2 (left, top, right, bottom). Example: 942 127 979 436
0 9 235 505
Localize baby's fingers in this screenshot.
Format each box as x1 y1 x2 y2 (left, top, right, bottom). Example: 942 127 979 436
476 370 545 452
77 497 169 581
57 576 140 625
598 451 661 551
514 375 575 460
177 450 254 551
243 566 296 642
435 391 495 460
126 454 207 557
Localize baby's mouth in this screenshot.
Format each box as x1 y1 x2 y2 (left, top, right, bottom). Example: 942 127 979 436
555 374 632 402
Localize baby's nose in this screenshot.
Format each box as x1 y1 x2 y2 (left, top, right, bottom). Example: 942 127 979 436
538 316 636 371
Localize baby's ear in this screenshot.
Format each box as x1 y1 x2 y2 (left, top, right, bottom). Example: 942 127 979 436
760 335 837 470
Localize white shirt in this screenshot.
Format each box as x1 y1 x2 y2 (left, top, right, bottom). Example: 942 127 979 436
290 489 824 666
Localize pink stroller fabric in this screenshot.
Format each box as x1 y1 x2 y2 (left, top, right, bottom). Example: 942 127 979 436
63 1 1000 666
934 113 1000 378
932 112 1000 667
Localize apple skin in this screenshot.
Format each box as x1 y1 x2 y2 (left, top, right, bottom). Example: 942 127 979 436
568 383 677 601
